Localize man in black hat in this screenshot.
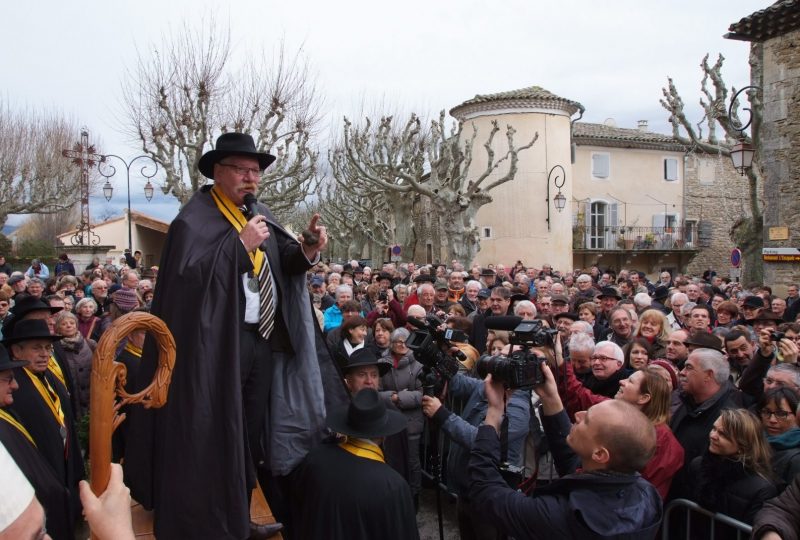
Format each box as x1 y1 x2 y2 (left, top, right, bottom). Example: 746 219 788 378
0 343 72 539
293 388 419 540
5 319 84 533
125 132 348 540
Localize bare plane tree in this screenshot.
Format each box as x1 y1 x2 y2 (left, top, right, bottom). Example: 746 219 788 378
333 111 536 264
121 21 321 220
0 103 86 230
660 52 763 283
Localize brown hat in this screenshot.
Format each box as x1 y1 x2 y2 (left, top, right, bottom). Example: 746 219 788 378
684 332 725 353
550 294 570 305
649 360 678 390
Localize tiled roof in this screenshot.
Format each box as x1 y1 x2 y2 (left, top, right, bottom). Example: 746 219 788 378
726 0 800 42
450 86 584 119
573 122 687 152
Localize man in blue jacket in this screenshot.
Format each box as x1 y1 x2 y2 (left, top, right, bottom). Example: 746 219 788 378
422 372 530 540
468 364 662 539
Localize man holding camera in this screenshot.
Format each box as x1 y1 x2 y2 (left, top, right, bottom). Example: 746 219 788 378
468 365 662 539
422 369 530 540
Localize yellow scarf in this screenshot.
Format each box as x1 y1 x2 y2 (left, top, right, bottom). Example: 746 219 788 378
0 408 36 447
48 356 66 388
209 186 265 275
23 368 65 432
338 439 385 463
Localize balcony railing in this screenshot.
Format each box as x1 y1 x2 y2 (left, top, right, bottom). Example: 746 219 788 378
572 226 696 251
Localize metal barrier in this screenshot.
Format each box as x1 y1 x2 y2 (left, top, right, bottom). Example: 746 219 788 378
662 498 752 540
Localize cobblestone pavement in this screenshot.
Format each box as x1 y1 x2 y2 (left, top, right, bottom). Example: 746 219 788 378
416 486 460 540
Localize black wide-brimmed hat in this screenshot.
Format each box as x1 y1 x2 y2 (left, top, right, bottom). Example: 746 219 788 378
198 133 277 180
2 319 61 346
327 388 406 439
651 286 669 301
553 311 579 322
413 274 436 284
597 286 622 300
341 349 391 377
0 345 28 371
3 296 63 337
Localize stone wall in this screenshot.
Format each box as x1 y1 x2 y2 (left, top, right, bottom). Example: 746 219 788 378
759 28 800 291
683 152 754 278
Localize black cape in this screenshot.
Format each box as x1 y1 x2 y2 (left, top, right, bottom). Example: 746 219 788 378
293 441 419 540
125 187 348 540
0 412 72 540
8 367 84 526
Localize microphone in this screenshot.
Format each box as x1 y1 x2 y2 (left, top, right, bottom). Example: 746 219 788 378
484 316 523 331
243 194 269 252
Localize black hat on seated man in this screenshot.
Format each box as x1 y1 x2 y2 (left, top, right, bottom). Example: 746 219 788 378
197 133 277 180
342 349 391 377
3 319 61 346
0 344 29 371
597 286 622 300
327 388 407 439
683 332 725 353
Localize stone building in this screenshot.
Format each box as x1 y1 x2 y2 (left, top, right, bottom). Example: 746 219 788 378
727 0 800 290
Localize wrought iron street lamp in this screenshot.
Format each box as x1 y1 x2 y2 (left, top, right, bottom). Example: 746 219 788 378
98 155 159 252
727 85 761 175
546 165 567 231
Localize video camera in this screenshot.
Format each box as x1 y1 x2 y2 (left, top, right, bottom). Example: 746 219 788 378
475 317 557 389
406 314 466 390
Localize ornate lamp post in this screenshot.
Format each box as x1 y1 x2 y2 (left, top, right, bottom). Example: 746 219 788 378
546 165 567 231
98 155 159 252
727 85 761 175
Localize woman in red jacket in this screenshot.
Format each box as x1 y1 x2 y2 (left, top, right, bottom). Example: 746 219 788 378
560 360 684 498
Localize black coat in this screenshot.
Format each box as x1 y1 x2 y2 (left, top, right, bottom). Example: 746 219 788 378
125 187 347 539
8 367 84 526
0 412 71 540
293 441 419 540
689 453 776 527
468 413 663 539
667 383 747 501
752 473 800 540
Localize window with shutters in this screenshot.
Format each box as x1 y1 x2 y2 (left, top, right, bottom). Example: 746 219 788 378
591 153 610 179
663 158 679 181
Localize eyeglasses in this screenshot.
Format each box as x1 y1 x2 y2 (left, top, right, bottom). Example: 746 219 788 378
0 374 14 384
218 163 262 178
591 355 617 363
760 408 793 420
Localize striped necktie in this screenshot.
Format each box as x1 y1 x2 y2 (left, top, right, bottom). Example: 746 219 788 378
241 205 276 340
258 254 276 340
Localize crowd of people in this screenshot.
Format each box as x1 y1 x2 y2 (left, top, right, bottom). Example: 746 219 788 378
3 132 800 540
311 258 800 539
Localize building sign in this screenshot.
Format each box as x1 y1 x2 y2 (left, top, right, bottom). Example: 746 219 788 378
762 247 800 262
769 227 790 241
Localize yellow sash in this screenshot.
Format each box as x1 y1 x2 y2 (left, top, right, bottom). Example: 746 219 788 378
124 342 142 357
0 408 36 447
48 356 66 388
209 186 264 275
23 368 66 432
338 439 385 463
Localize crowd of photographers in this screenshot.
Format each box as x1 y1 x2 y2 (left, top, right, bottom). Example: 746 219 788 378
314 259 800 539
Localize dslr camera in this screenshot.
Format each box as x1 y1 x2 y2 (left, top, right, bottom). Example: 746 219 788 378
476 319 556 389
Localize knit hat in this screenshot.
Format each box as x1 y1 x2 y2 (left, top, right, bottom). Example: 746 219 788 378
649 360 678 390
113 288 140 312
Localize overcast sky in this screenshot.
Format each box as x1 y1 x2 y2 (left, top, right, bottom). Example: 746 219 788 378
2 0 762 225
